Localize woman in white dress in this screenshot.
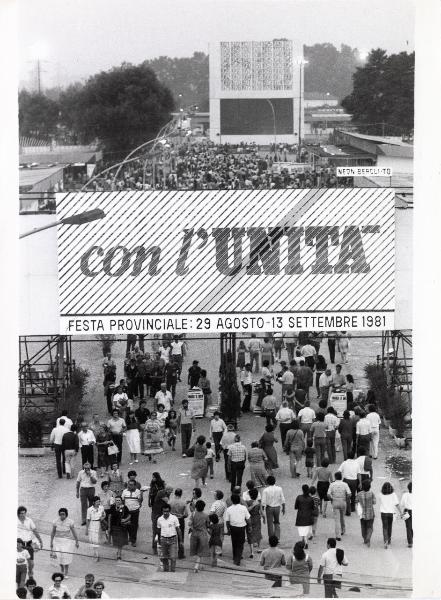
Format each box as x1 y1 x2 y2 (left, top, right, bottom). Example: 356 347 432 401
144 412 164 464
125 410 141 465
50 508 79 578
86 497 105 561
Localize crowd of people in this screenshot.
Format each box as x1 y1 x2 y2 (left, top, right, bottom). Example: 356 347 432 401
86 140 354 192
19 331 412 597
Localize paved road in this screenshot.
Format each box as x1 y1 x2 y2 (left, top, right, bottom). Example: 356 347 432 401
18 333 412 598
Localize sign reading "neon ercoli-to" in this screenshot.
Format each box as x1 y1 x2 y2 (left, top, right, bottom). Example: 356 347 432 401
336 166 393 177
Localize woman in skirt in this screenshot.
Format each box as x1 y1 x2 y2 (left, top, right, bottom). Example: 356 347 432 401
165 409 178 450
247 441 269 487
95 424 113 477
144 412 164 464
86 496 105 561
245 487 263 557
191 435 208 487
294 485 315 549
189 500 210 572
108 496 130 560
50 508 79 578
106 462 124 495
312 458 334 517
236 340 247 370
126 410 141 465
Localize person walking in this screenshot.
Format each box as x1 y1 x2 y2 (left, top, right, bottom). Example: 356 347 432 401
366 404 381 459
294 484 315 548
245 487 263 557
209 412 227 461
297 360 313 400
259 425 279 471
144 412 164 464
50 508 79 578
228 434 247 491
379 482 403 549
286 541 313 594
188 499 210 572
157 504 181 572
311 413 327 467
319 368 332 403
76 462 97 525
225 494 251 566
121 479 143 546
284 420 305 478
177 399 196 457
400 481 413 548
151 487 172 555
170 488 189 559
248 441 269 487
338 451 361 515
208 513 224 566
355 412 372 456
85 496 105 561
312 458 334 517
240 364 253 413
248 334 262 373
317 538 348 598
191 435 209 487
356 479 376 547
298 400 316 441
261 475 285 541
135 399 150 454
107 410 127 465
275 401 295 447
261 388 278 428
125 411 141 465
337 411 353 461
17 507 43 579
327 472 351 540
108 496 130 560
259 535 286 588
324 407 340 464
78 423 96 470
94 425 112 478
326 333 337 364
49 419 69 479
220 424 236 482
106 462 124 495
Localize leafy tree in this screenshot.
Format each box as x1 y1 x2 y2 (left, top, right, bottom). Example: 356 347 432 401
341 49 414 135
59 62 175 153
144 52 209 111
304 43 359 100
19 90 60 138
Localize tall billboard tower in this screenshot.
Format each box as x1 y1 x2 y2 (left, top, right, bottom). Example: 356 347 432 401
209 39 303 145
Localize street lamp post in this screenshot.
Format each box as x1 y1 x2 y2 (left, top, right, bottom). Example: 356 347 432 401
19 208 106 239
265 99 277 148
297 59 309 162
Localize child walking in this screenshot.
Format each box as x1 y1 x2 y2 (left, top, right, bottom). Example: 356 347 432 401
208 513 223 567
206 442 215 479
309 486 320 539
305 440 316 478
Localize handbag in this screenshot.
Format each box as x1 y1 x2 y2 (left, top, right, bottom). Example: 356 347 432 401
355 502 363 518
108 443 118 456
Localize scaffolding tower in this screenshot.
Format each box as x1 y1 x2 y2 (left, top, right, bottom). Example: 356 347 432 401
381 330 412 409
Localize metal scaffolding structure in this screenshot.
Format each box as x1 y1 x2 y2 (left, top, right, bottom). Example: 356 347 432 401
19 335 74 421
381 330 412 408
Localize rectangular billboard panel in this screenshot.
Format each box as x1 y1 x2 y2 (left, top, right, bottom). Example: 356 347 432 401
57 188 395 333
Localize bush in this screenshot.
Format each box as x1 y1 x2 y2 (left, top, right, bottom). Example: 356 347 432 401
58 366 90 421
389 392 408 437
364 363 394 418
18 411 44 447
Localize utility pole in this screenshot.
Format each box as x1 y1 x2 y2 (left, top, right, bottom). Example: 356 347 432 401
37 59 42 94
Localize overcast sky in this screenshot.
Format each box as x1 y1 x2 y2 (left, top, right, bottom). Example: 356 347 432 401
19 0 415 89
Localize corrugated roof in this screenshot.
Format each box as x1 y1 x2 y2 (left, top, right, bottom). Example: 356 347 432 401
376 144 413 158
19 166 64 187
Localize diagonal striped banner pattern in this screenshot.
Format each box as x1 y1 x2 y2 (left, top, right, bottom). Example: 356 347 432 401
56 189 395 316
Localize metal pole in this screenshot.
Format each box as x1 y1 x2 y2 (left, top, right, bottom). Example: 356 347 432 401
298 64 302 162
265 99 276 148
19 220 59 239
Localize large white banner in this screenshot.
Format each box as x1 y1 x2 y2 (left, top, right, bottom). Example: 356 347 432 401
57 188 395 333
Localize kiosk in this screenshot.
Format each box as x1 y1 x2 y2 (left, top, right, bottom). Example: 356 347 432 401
329 389 347 417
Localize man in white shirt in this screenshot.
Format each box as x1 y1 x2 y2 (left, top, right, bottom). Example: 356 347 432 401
319 369 332 402
49 418 69 478
56 412 73 430
220 424 236 481
261 475 286 541
298 400 316 441
324 407 340 464
225 494 251 565
338 451 360 515
17 506 43 577
317 537 348 596
157 504 181 572
170 335 184 381
275 401 295 446
77 422 96 469
121 479 143 546
76 462 97 525
276 366 295 400
209 412 227 460
154 383 173 411
356 412 372 456
301 342 316 370
366 404 381 458
112 385 129 412
331 364 346 389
